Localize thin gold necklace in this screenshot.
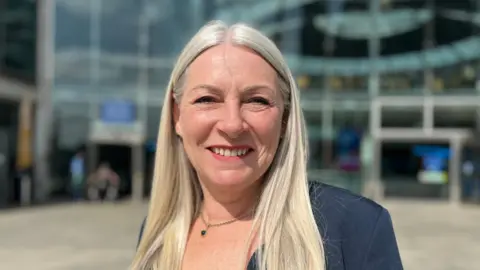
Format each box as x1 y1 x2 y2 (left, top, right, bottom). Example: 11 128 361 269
200 208 254 237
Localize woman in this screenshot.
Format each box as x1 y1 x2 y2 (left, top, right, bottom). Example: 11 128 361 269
132 21 403 270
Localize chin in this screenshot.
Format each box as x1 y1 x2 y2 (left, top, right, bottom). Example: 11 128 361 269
206 170 255 188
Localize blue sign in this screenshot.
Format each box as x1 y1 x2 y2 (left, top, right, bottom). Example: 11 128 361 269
413 145 450 184
336 128 361 172
423 155 447 171
413 145 451 159
336 128 360 156
100 100 136 123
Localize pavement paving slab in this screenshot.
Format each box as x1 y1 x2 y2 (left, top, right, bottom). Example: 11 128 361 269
0 199 478 270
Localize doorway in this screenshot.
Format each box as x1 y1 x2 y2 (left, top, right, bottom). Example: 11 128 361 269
381 141 450 199
0 99 18 207
96 144 132 198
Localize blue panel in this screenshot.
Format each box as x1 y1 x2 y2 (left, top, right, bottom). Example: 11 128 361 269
100 100 136 123
412 145 451 159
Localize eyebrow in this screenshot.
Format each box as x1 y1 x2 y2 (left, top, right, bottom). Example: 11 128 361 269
191 84 276 95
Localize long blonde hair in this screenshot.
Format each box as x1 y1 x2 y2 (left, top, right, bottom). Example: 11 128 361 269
131 20 325 270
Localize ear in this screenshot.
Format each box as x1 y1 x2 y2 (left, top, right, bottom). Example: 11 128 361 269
172 96 183 137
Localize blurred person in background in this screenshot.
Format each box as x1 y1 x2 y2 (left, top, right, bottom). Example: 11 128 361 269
69 150 85 201
132 21 402 270
86 162 120 202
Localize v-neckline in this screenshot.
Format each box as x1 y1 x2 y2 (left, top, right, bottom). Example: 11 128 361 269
246 250 259 270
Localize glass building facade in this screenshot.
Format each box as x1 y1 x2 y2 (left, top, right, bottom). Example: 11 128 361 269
0 0 37 84
51 0 480 201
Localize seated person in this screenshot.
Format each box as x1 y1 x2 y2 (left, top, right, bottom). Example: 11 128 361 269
87 162 120 201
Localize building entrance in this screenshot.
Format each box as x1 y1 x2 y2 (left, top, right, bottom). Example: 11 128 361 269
87 120 146 201
94 144 132 198
381 141 450 199
365 96 476 204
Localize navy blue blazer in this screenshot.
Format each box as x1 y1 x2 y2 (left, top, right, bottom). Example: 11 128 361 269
137 182 403 270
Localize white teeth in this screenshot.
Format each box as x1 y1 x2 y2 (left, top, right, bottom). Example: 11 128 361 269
211 148 249 157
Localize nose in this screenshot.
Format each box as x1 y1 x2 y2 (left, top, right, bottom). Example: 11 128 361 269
217 102 246 138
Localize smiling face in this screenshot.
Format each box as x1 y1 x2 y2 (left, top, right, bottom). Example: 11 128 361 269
173 43 285 191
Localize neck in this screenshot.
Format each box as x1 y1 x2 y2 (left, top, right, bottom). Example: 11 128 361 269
200 181 261 223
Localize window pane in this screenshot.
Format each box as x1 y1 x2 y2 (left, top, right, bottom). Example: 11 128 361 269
381 107 423 128
1 0 37 83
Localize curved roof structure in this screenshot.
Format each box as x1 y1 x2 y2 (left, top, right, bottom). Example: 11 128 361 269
54 0 480 79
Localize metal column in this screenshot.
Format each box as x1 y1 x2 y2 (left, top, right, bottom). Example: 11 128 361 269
362 0 382 200
423 0 435 94
449 136 462 204
34 0 55 202
368 0 380 97
17 97 34 205
130 0 152 201
363 136 383 201
87 0 101 175
365 99 383 200
321 100 333 167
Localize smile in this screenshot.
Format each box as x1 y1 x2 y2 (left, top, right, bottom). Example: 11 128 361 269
207 146 253 158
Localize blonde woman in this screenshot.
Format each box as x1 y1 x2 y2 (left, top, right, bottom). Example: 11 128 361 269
132 21 402 270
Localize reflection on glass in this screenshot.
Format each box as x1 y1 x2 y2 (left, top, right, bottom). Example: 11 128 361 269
326 75 368 94
54 56 91 85
295 75 326 98
55 101 90 148
54 0 197 93
305 111 323 170
307 74 324 90
97 61 139 89
0 0 37 83
308 137 324 170
332 110 368 171
380 71 424 95
433 107 477 128
432 61 479 94
55 1 92 51
381 107 423 128
55 54 140 91
146 105 161 140
148 66 173 90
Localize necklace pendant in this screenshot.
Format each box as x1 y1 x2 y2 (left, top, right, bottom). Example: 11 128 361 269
201 229 207 236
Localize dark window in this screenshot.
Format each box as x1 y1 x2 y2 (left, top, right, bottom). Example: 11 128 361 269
0 0 37 84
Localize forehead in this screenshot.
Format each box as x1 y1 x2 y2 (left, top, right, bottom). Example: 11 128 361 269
186 43 277 89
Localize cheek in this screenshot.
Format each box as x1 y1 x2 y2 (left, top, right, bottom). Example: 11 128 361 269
178 110 213 142
249 112 283 146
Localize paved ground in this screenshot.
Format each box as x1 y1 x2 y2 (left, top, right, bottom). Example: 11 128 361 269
0 199 478 270
0 202 147 270
384 200 480 270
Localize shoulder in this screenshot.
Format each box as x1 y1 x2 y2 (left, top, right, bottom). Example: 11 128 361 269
308 181 403 269
308 181 385 227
